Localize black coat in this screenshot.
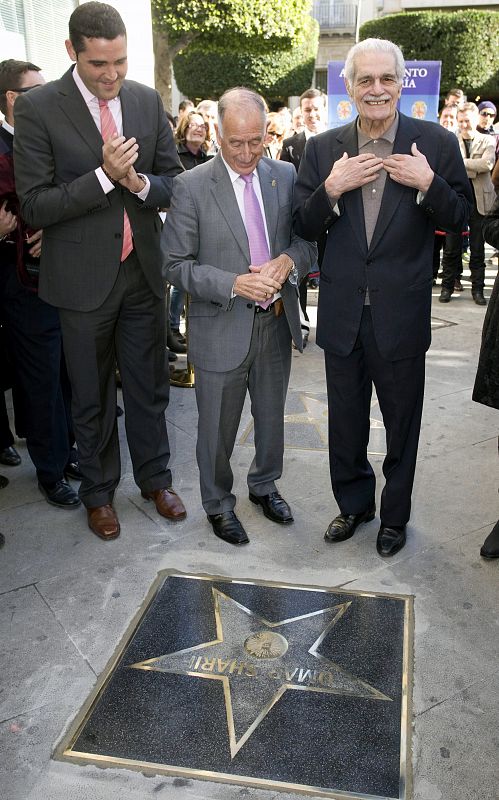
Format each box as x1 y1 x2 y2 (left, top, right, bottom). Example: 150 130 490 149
473 197 499 409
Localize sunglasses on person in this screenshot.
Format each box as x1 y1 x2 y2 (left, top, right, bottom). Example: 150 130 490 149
479 110 495 117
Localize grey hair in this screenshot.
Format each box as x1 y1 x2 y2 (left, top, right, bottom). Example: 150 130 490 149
217 87 267 138
344 38 405 89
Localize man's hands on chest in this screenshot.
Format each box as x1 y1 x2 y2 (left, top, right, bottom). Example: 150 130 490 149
324 142 434 202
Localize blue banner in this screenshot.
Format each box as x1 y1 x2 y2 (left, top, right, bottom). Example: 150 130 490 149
327 61 441 129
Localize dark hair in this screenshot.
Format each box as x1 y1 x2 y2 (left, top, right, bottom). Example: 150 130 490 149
299 88 326 107
0 59 41 114
179 99 194 113
69 1 126 55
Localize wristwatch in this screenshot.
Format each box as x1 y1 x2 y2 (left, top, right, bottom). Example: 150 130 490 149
288 260 299 284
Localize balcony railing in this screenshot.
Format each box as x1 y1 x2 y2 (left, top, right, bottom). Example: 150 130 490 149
312 1 358 30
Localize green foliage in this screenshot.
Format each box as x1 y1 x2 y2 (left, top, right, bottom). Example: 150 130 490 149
151 0 311 50
172 15 318 101
359 10 499 98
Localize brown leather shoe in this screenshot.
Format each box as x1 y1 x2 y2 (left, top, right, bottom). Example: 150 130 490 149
141 487 187 520
87 504 120 540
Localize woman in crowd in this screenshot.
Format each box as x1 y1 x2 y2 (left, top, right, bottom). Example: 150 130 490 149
264 112 286 160
473 196 499 558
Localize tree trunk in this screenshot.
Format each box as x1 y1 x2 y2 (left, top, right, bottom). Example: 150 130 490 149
153 30 174 113
153 30 197 114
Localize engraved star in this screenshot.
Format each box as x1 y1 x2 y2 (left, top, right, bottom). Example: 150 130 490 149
129 589 391 758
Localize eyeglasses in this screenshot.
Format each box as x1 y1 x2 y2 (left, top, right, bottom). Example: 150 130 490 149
267 130 282 138
8 86 37 93
479 110 495 117
188 122 206 130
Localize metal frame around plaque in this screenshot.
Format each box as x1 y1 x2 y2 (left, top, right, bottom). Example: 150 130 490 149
55 571 414 800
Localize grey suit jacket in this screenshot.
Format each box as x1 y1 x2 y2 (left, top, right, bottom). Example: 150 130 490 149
13 67 183 311
163 154 317 371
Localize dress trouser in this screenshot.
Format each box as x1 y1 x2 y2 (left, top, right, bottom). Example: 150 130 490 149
194 308 292 515
58 251 172 508
468 204 486 292
0 260 71 484
324 306 425 528
440 232 464 292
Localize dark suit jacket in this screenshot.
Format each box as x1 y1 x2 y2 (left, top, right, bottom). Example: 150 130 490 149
279 131 306 171
473 197 499 409
13 67 183 311
293 114 473 360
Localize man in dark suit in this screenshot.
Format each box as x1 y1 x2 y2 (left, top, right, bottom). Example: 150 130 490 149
281 88 327 344
294 38 472 556
0 59 80 510
164 88 316 545
14 2 186 540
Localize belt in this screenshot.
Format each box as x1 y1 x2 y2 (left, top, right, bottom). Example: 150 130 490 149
255 298 284 317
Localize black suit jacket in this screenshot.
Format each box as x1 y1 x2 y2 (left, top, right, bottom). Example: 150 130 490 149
13 67 183 311
293 114 473 360
279 131 306 171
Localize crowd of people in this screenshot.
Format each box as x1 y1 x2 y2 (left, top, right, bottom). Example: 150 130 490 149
1 1 498 558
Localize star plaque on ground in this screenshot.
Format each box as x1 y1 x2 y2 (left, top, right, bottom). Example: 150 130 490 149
57 573 413 800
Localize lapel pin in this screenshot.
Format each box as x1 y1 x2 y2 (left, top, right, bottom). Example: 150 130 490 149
271 179 276 188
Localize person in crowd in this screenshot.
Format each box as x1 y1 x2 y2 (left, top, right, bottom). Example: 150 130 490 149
444 88 465 109
433 103 465 293
473 196 499 558
293 38 472 556
264 112 286 160
0 59 81 508
477 101 499 162
164 87 317 546
281 88 328 346
177 98 194 125
168 110 214 353
276 105 293 138
292 106 304 134
440 102 495 306
13 2 186 540
196 99 218 155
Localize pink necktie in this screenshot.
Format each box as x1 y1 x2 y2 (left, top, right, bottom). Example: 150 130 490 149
99 99 133 262
240 172 272 309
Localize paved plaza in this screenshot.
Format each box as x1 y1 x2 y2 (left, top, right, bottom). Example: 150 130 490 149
1 258 498 800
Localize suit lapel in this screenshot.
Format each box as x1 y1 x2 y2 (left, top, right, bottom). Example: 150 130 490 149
368 114 421 254
120 83 140 139
336 121 368 253
257 159 278 256
210 154 250 263
56 68 103 163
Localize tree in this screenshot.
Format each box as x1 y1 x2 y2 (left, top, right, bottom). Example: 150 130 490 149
151 0 312 109
173 15 319 102
360 10 499 100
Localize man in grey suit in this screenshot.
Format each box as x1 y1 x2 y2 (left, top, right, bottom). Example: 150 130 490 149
164 88 317 545
14 2 186 540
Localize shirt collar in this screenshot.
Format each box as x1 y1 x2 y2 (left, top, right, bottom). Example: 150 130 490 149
357 111 399 147
2 120 14 135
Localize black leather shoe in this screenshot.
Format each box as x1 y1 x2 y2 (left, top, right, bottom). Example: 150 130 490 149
249 491 293 524
324 505 375 542
376 525 406 557
167 330 187 353
0 446 21 466
167 349 178 362
439 289 451 303
38 479 81 509
480 520 499 559
65 459 83 481
208 511 249 545
472 291 487 306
